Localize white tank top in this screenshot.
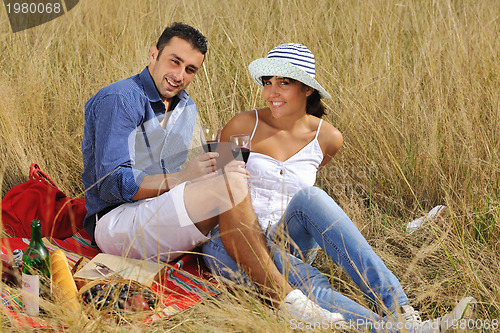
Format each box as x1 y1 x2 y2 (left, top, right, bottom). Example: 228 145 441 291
246 110 324 231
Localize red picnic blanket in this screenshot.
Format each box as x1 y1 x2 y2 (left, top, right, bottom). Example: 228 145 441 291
0 233 220 328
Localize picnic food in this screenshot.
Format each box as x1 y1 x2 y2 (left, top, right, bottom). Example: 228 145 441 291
125 294 150 312
81 280 159 313
51 249 81 313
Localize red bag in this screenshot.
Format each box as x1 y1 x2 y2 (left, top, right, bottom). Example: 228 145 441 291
1 163 87 239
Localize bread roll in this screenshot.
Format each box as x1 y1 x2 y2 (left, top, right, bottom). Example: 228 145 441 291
50 250 81 313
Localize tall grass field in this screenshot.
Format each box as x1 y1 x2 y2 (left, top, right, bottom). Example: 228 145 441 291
0 0 498 331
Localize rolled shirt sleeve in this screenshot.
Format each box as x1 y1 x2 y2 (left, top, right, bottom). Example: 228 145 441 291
92 94 145 203
82 78 151 218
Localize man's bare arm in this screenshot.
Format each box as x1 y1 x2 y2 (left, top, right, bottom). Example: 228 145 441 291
131 152 219 201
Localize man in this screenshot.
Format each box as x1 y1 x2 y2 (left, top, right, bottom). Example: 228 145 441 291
81 22 343 325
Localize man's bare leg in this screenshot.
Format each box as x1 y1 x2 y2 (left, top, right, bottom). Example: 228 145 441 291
184 169 293 306
218 192 294 306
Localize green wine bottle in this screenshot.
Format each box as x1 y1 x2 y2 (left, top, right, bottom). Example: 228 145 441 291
22 220 52 316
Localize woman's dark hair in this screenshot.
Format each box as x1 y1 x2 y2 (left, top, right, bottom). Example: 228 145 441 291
156 22 208 56
306 90 326 118
261 76 326 118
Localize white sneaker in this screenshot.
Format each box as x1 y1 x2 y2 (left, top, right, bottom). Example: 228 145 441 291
277 289 346 326
387 304 424 331
394 297 476 333
400 304 422 323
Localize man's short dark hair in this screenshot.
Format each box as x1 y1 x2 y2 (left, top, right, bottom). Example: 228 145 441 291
156 22 207 56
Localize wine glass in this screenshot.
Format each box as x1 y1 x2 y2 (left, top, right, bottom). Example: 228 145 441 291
200 124 221 153
230 134 251 163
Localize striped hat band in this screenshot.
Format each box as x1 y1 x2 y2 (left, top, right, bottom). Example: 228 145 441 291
267 44 316 78
248 43 331 99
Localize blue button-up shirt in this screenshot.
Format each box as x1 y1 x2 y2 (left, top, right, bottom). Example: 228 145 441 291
81 67 198 237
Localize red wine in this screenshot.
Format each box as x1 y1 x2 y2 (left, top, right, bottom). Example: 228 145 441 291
203 140 219 153
232 147 250 163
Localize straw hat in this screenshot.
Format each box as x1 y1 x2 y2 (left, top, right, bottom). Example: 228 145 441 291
248 43 331 99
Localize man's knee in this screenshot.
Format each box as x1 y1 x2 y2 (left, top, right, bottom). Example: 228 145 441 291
223 172 249 205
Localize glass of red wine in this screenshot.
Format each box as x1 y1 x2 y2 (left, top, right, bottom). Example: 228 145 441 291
200 124 221 153
230 134 251 163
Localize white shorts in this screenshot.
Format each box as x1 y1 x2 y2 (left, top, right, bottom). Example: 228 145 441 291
94 182 209 263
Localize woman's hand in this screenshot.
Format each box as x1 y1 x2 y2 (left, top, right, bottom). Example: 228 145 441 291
223 159 249 179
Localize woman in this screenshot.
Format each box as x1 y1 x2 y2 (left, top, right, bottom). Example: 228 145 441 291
203 43 474 332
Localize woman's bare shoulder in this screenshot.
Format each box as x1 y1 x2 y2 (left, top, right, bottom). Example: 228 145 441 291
221 109 259 140
320 120 342 139
318 119 343 158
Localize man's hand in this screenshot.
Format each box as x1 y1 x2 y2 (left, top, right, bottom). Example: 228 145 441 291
188 155 249 184
181 152 220 182
132 152 219 201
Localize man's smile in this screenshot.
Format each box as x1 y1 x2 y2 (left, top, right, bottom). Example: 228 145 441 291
166 77 180 88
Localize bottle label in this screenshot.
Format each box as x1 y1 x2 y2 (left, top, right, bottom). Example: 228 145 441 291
22 273 40 315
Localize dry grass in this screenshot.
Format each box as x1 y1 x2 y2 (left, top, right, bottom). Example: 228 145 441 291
0 0 498 331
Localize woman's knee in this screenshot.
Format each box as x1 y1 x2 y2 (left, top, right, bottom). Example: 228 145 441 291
297 186 327 199
286 186 351 232
290 186 332 210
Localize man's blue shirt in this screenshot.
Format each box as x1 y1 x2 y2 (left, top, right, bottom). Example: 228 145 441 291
81 66 198 236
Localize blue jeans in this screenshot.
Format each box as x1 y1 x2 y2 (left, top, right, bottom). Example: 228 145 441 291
202 186 409 329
